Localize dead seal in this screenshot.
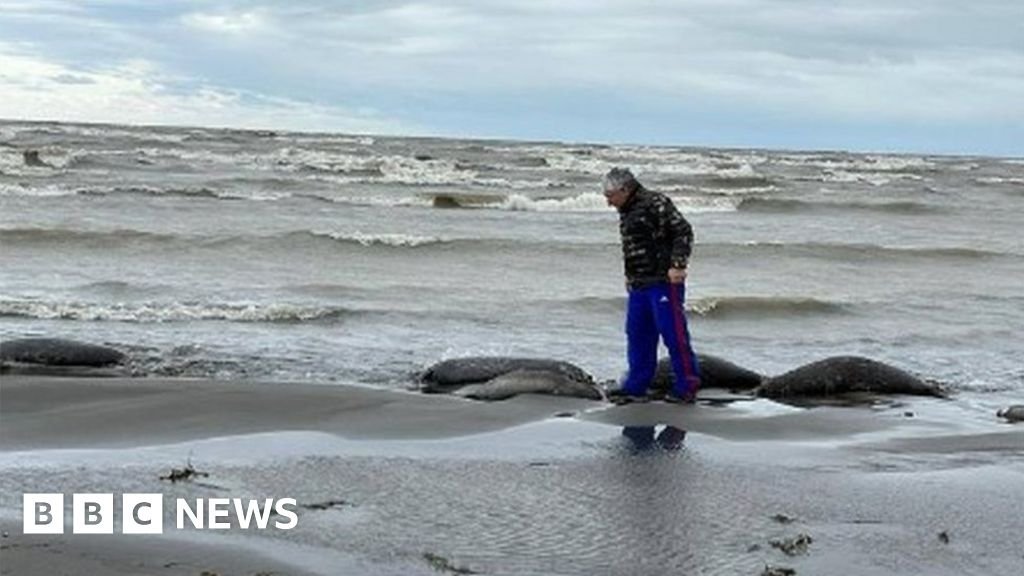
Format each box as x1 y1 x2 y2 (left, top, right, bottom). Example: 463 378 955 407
756 356 946 399
420 356 593 394
996 405 1024 423
0 337 125 368
650 353 764 394
454 369 604 401
22 150 51 168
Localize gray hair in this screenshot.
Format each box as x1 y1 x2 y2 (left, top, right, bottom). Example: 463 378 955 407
603 167 636 192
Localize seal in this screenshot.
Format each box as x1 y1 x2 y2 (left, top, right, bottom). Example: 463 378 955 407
756 356 946 399
650 353 764 393
454 369 604 401
420 356 593 394
22 150 51 168
0 337 125 368
996 405 1024 423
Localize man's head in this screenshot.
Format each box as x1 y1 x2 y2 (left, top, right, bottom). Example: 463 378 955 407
603 167 637 208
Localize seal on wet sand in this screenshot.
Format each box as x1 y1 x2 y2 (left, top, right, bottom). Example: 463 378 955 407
420 357 593 394
756 356 946 399
454 369 604 401
996 405 1024 423
1 337 125 368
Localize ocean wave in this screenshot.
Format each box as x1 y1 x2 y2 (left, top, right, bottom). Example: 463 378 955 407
777 154 937 173
703 241 1012 261
686 173 777 190
282 149 485 186
9 123 189 144
542 146 770 180
688 296 849 319
499 192 611 212
96 185 291 201
0 226 599 255
974 176 1024 186
412 192 608 212
0 182 293 201
0 227 179 246
0 146 87 173
419 192 736 213
0 298 353 324
737 197 938 215
0 183 77 197
0 226 462 253
315 194 435 208
81 185 225 199
812 170 924 187
307 231 448 247
538 294 848 319
315 172 564 190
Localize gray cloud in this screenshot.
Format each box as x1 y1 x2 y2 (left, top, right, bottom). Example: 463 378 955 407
1 0 1021 152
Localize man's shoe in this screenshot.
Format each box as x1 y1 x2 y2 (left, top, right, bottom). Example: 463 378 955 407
645 388 667 401
664 390 697 404
608 389 651 405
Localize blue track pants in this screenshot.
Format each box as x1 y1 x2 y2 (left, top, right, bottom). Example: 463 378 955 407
622 282 701 397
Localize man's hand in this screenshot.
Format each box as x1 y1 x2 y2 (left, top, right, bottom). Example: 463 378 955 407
667 267 687 284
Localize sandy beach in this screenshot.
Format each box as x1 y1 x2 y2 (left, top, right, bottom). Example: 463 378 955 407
2 375 1022 576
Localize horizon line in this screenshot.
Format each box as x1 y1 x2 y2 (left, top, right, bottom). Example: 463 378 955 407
1 116 1018 161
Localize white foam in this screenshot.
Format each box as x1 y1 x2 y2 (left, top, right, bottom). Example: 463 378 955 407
0 183 76 197
481 192 737 214
136 146 275 169
0 147 83 175
975 176 1024 185
663 184 778 196
670 196 741 213
0 297 347 323
819 170 893 186
777 154 935 173
322 195 434 208
314 231 446 247
474 176 567 189
217 189 293 201
68 125 189 143
497 192 612 212
376 155 476 185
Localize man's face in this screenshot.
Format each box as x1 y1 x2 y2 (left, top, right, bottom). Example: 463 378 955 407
604 186 628 208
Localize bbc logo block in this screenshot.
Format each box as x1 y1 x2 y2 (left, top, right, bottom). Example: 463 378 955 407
23 494 64 534
23 493 163 535
22 493 297 534
73 493 114 534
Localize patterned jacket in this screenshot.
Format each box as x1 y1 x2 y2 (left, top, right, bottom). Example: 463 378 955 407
617 185 694 289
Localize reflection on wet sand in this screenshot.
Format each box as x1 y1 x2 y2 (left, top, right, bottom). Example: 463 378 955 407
620 425 687 452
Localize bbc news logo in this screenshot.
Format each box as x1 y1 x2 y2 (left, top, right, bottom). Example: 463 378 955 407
23 494 298 534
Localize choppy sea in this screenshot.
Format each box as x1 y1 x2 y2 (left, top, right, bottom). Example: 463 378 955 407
2 120 1022 409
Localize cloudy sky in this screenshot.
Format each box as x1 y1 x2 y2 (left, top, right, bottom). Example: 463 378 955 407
1 1 1021 155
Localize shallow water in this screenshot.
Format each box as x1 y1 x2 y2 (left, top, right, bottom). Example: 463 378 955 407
2 121 1023 406
2 418 1021 576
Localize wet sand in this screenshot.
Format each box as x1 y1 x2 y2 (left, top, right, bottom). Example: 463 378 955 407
0 517 324 576
0 376 595 449
2 375 1023 575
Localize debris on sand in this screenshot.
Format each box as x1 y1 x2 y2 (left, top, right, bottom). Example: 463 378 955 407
159 456 209 483
301 499 352 510
771 513 796 524
423 552 480 574
770 533 813 556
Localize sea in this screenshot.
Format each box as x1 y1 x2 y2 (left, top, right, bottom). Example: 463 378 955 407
2 120 1022 411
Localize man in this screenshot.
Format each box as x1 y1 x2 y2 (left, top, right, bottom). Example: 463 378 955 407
604 167 701 404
